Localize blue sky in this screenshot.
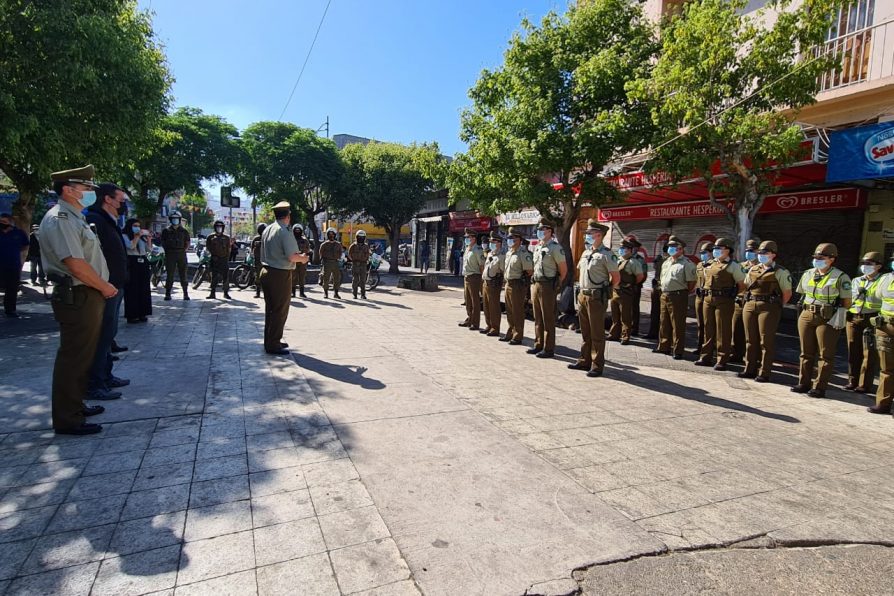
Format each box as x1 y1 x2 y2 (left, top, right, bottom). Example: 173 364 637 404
138 0 564 157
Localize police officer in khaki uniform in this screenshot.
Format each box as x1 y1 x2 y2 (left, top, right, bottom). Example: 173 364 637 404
528 218 568 358
646 244 667 339
870 261 894 415
696 238 745 370
569 220 619 377
731 239 760 362
161 210 191 301
625 236 646 336
792 243 852 398
459 227 485 329
845 252 883 393
738 241 792 382
654 235 696 359
291 225 312 298
609 239 644 345
501 227 533 344
260 202 308 355
206 220 232 299
347 230 372 299
693 241 714 355
320 228 343 299
482 231 505 337
40 165 118 435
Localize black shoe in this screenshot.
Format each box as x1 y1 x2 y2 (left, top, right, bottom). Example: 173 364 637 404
279 342 289 348
255 293 261 298
87 389 122 401
111 355 120 362
867 405 891 414
508 339 522 345
353 292 358 299
334 292 341 299
127 318 140 324
586 368 603 378
486 330 500 337
223 293 232 300
652 348 670 355
300 291 307 298
5 311 19 318
713 363 728 371
737 371 757 379
568 362 589 371
694 359 712 367
83 405 105 417
108 376 130 388
620 339 631 345
535 351 554 359
468 326 480 331
55 423 102 436
265 348 290 355
526 347 542 355
291 291 296 298
498 335 511 342
754 376 770 383
673 354 684 360
458 321 470 327
183 294 190 301
164 294 172 301
807 388 825 398
479 328 490 334
139 317 148 322
790 385 809 394
324 291 329 299
111 343 128 353
207 293 216 299
361 293 367 299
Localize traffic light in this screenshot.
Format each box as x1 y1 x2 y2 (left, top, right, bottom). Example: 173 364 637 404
221 185 241 208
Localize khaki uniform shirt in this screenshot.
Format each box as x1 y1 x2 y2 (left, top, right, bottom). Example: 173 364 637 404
533 239 565 281
261 221 300 270
504 247 533 280
483 251 505 282
320 239 343 261
295 236 311 255
659 255 697 292
39 199 109 286
744 263 792 291
462 244 485 276
206 233 231 258
578 245 618 289
161 225 190 252
705 259 746 287
348 242 371 262
696 260 711 289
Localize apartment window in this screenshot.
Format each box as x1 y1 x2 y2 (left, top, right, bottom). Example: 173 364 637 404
819 0 875 91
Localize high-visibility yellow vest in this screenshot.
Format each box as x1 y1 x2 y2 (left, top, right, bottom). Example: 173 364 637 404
802 268 844 305
879 274 894 318
849 275 882 314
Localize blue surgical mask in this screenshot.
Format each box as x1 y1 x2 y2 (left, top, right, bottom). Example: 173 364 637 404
536 230 546 241
79 190 97 208
132 226 141 234
618 248 629 258
712 248 723 259
813 258 828 270
860 264 877 275
584 234 594 246
667 246 679 256
758 254 772 265
489 242 497 252
171 218 180 226
700 252 710 263
507 238 516 248
745 250 756 261
464 238 471 247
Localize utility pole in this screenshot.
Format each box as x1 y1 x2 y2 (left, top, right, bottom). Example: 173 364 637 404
317 116 329 138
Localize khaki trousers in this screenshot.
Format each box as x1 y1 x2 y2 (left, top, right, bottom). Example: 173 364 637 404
260 267 292 351
292 262 307 290
875 321 894 411
797 310 841 391
846 314 877 391
531 280 557 351
658 291 688 356
483 281 502 333
504 280 527 341
352 262 368 295
731 301 746 361
702 296 735 364
609 289 634 341
742 301 782 378
695 294 706 352
463 274 482 328
52 286 104 430
164 250 188 291
322 259 341 292
577 292 607 371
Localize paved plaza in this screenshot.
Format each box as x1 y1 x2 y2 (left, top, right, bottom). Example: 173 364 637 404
1 277 893 595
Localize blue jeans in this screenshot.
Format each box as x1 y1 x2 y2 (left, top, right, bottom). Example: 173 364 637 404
88 291 123 392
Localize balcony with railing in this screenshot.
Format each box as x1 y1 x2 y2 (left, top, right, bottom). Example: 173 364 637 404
817 1 894 93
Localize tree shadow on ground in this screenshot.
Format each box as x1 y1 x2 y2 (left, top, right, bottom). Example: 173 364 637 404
292 353 385 390
364 299 411 310
300 297 345 309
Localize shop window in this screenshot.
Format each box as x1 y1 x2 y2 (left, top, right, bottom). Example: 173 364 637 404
818 0 875 91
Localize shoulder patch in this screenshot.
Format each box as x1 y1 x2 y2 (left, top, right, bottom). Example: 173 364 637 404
56 212 68 220
842 281 852 291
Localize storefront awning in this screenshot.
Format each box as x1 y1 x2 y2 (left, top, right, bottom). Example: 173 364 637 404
417 215 446 223
449 210 493 233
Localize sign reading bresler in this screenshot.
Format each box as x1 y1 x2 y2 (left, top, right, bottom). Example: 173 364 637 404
827 122 894 182
598 188 865 222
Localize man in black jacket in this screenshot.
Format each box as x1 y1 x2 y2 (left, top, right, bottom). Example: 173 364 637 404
84 184 131 401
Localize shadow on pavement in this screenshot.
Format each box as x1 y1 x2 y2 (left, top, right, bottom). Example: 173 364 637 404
292 353 386 390
300 297 345 309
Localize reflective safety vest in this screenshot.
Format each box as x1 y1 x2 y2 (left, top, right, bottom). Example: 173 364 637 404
878 274 894 318
849 275 882 314
802 268 844 305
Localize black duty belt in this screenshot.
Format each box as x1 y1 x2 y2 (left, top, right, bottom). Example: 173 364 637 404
533 276 557 283
464 273 482 278
705 288 737 298
745 295 779 303
580 288 605 297
663 289 688 296
507 278 526 285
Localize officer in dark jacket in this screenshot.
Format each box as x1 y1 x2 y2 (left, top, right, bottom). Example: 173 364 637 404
161 211 191 300
206 220 232 299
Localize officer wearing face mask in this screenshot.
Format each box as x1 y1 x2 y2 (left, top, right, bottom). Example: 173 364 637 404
738 241 792 383
731 239 760 363
290 224 311 298
501 227 533 344
347 230 372 299
161 210 191 301
693 241 714 356
320 228 344 299
459 227 485 329
528 218 568 358
869 255 894 416
40 165 118 435
792 243 852 398
609 239 644 345
206 220 232 300
696 238 745 371
844 252 883 394
481 231 505 337
654 235 696 359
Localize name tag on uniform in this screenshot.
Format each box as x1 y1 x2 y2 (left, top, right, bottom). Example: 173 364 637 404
136 257 146 263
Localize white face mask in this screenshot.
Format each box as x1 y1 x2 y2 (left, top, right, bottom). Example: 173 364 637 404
860 264 878 275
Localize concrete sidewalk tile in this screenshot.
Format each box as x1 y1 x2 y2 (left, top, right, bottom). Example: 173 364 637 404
192 454 248 482
318 505 390 550
177 530 255 585
353 580 422 596
67 469 137 502
253 517 326 567
188 475 250 509
132 463 194 492
102 420 158 437
120 484 190 521
150 427 201 450
184 500 252 542
248 466 307 498
142 443 197 468
5 560 100 596
0 447 44 469
15 458 87 486
250 488 314 528
92 544 181 596
95 434 152 455
108 510 186 556
155 415 202 432
199 423 246 443
329 538 411 595
195 437 246 461
308 480 374 516
173 569 257 595
0 537 36 579
255 552 339 596
45 494 125 534
21 524 113 574
84 450 144 477
245 431 294 452
303 458 359 487
37 440 100 463
0 465 29 489
247 447 301 473
0 478 76 512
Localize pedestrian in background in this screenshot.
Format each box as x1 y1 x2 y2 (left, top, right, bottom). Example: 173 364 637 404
458 227 485 330
252 223 266 298
206 220 232 300
420 240 431 273
654 236 696 360
482 231 505 337
693 241 714 356
161 211 190 301
869 257 894 415
528 218 567 359
0 213 29 318
27 224 45 286
501 227 533 345
731 239 760 363
792 243 852 398
609 239 644 345
845 251 883 394
696 238 745 371
320 228 343 299
291 224 311 298
123 217 153 323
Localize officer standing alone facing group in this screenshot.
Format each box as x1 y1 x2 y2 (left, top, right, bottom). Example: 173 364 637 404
845 252 883 394
347 230 371 299
481 231 505 337
259 202 309 355
40 166 118 435
609 239 644 345
458 227 485 330
527 219 567 359
655 236 696 359
501 227 533 344
161 211 190 301
206 220 233 300
569 220 619 377
696 238 745 371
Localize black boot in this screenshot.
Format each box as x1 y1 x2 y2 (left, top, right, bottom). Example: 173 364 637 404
223 292 232 299
207 291 216 299
334 291 341 299
299 289 307 298
182 286 190 300
361 292 367 299
164 292 172 301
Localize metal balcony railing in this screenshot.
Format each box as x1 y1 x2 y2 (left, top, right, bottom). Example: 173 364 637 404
818 16 894 92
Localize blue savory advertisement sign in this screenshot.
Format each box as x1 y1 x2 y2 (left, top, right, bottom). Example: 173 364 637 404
827 122 894 182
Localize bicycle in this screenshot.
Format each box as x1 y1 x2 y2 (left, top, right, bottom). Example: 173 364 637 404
232 254 257 290
191 250 211 289
148 250 166 287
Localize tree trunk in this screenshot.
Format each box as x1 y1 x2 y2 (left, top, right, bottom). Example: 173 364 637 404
308 217 322 265
388 224 400 274
557 203 579 290
11 189 35 231
734 183 762 258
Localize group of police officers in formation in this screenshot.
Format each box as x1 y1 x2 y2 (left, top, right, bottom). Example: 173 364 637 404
459 218 894 419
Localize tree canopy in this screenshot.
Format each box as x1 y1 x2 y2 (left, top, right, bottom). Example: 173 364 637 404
0 0 171 227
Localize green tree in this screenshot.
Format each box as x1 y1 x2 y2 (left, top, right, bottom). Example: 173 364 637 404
334 142 445 274
629 0 845 255
236 122 342 261
119 107 241 220
177 193 213 234
450 0 655 280
0 0 171 229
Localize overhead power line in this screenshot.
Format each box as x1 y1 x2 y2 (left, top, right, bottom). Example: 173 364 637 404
278 0 333 120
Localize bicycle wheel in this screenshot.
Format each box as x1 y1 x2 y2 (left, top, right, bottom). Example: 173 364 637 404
232 264 253 290
192 265 207 289
150 263 162 287
366 270 379 291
